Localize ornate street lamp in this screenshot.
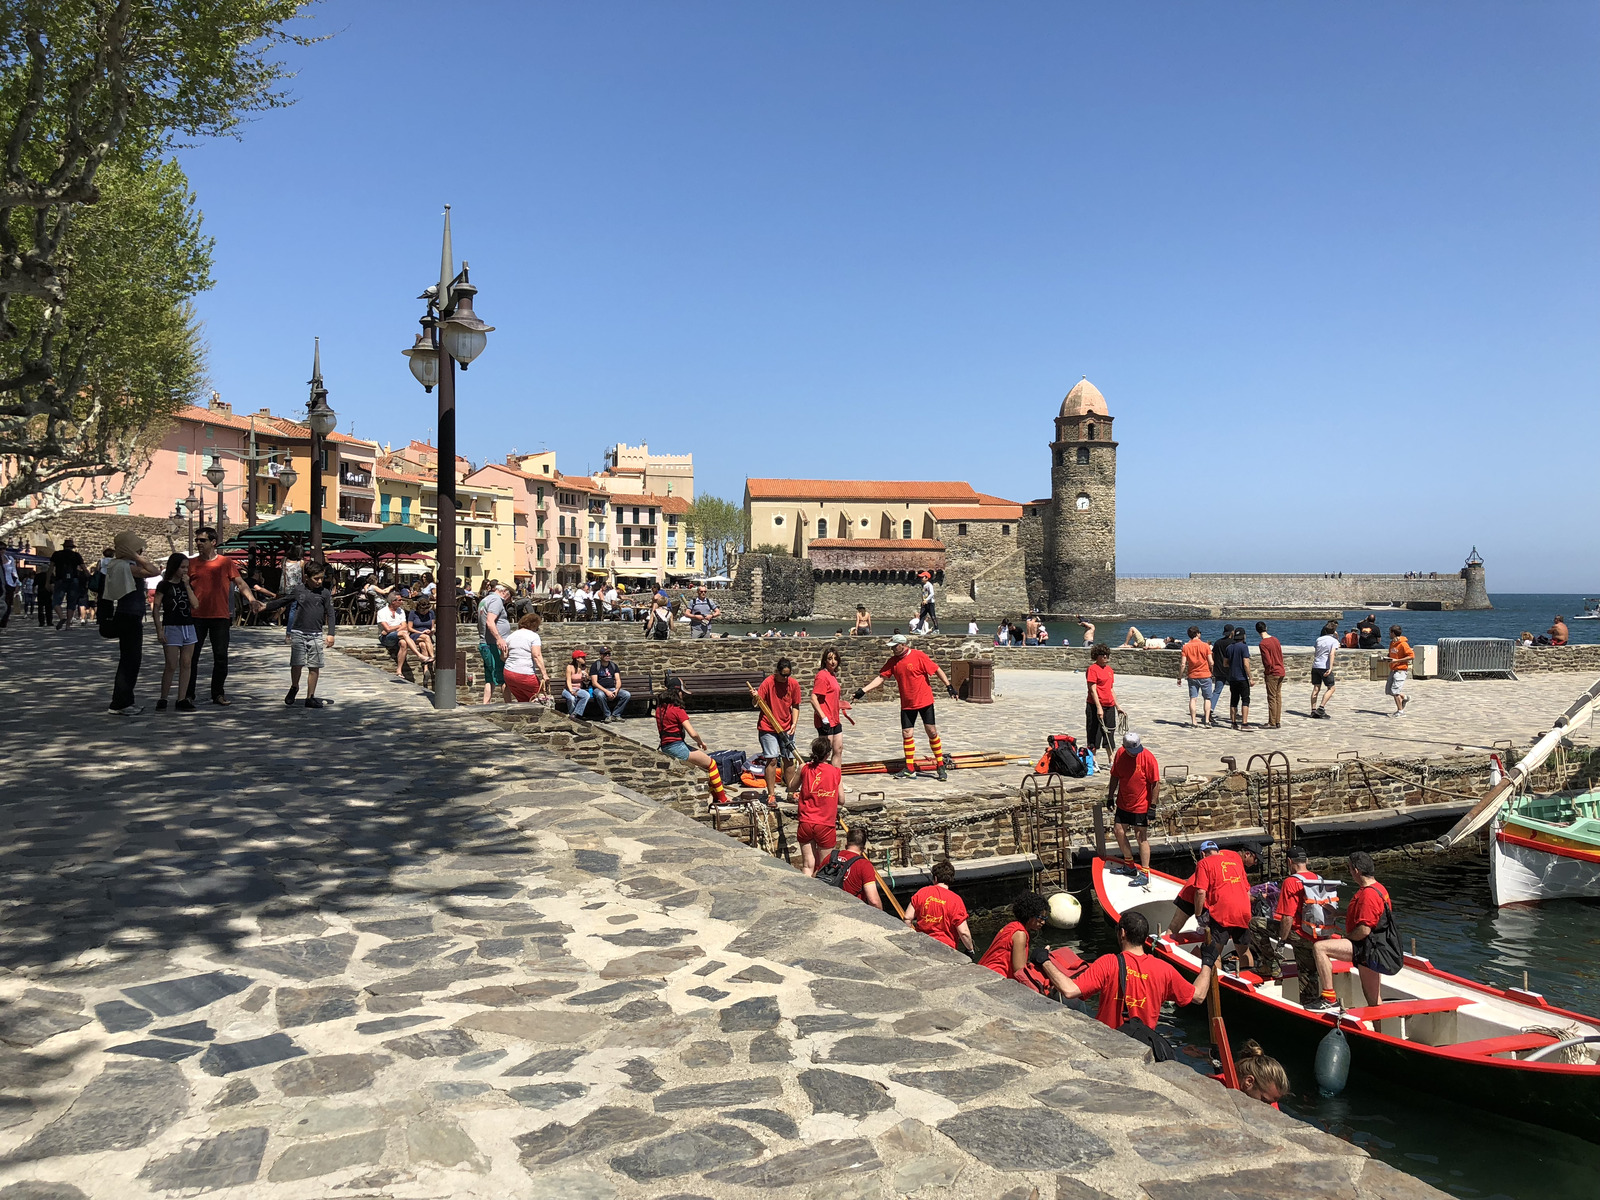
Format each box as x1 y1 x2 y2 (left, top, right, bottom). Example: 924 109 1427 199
400 204 493 710
306 338 337 564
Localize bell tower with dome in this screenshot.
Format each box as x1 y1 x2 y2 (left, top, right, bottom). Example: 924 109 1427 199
1047 376 1117 609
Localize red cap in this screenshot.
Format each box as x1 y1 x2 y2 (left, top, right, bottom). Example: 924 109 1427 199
572 649 587 658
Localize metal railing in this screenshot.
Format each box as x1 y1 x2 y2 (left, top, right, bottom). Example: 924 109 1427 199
1439 638 1518 682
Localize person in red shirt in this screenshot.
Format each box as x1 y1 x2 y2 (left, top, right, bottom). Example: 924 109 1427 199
809 647 847 768
654 685 729 806
1106 731 1160 879
1254 622 1287 729
1166 840 1262 1003
1084 644 1118 759
183 526 264 705
905 860 974 953
817 825 881 909
795 735 843 876
854 634 957 780
750 657 802 808
1272 844 1339 1006
1059 911 1198 1033
1311 851 1393 1009
977 892 1075 994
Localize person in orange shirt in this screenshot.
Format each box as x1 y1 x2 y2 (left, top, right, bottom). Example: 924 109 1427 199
1178 626 1214 727
1386 624 1414 716
905 860 974 953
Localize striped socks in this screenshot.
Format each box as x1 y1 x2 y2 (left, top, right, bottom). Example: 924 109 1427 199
706 761 728 805
902 733 917 773
1321 988 1337 1005
929 732 944 763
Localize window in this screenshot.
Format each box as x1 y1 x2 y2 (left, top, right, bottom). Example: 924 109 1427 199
463 527 473 550
623 548 631 562
1076 446 1090 464
816 518 827 538
380 494 391 522
773 514 785 527
542 463 550 474
401 495 412 522
318 446 329 470
267 483 278 507
1087 423 1096 441
484 528 491 549
536 514 545 533
686 532 695 548
649 508 657 524
428 524 436 535
642 549 653 561
667 514 677 526
204 425 214 439
177 447 188 472
686 550 695 567
1001 524 1011 536
667 551 677 566
902 519 912 539
536 486 544 504
632 507 640 524
622 528 632 547
1055 448 1064 466
957 523 968 536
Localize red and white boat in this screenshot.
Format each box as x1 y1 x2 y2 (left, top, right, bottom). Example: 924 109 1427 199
1093 857 1600 1144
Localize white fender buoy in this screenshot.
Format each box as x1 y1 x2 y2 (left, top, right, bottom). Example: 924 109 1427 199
1046 892 1081 930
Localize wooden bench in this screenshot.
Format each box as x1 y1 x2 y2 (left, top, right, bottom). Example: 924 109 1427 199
1344 997 1472 1025
649 670 768 711
553 673 647 719
1436 1032 1558 1059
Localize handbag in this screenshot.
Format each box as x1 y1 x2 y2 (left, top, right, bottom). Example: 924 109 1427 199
1116 953 1176 1061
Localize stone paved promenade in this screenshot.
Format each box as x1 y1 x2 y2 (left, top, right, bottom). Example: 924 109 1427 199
0 625 1437 1199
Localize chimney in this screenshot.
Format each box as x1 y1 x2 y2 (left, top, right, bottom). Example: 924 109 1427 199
209 396 232 413
257 408 272 417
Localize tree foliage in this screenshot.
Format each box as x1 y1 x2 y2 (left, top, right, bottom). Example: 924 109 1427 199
0 0 317 533
684 494 749 576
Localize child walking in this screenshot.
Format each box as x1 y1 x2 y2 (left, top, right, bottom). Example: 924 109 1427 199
257 559 338 708
153 553 199 712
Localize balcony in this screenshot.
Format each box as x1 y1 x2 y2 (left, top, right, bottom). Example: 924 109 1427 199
338 468 373 492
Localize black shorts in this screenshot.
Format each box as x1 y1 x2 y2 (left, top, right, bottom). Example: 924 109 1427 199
1114 807 1149 829
817 723 843 737
1172 896 1196 918
1311 668 1336 688
1229 680 1251 706
900 704 936 729
1200 925 1248 969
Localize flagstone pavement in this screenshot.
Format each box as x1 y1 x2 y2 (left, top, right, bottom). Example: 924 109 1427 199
0 624 1439 1200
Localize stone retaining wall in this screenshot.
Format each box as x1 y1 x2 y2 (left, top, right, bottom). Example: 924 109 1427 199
1118 571 1482 609
1 506 230 556
994 645 1389 684
1516 644 1600 674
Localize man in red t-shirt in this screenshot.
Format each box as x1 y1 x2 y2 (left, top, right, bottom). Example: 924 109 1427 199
818 825 881 909
854 634 957 780
905 860 973 953
1273 844 1338 1006
1060 911 1197 1031
750 657 802 808
1254 621 1287 729
184 526 263 706
1311 850 1393 1009
1166 839 1261 1003
1106 731 1160 878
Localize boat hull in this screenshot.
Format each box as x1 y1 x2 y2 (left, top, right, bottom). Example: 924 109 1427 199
1491 827 1600 906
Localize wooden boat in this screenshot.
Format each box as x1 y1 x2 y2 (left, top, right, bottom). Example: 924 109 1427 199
1093 857 1600 1144
1438 677 1600 906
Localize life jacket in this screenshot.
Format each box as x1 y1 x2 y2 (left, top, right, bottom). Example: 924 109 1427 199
1291 869 1340 940
1034 733 1088 777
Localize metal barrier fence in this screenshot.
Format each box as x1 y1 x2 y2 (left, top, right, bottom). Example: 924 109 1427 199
1439 637 1518 682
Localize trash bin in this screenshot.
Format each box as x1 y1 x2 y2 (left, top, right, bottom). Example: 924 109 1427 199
963 660 994 704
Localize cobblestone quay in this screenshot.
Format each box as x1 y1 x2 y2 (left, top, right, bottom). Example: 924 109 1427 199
0 626 1439 1199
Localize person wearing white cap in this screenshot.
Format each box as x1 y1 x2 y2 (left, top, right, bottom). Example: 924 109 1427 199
854 633 958 780
1106 731 1159 882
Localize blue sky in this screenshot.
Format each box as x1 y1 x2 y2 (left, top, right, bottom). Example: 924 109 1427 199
178 2 1599 590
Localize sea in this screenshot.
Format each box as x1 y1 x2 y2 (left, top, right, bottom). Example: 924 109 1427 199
967 854 1600 1199
714 593 1600 646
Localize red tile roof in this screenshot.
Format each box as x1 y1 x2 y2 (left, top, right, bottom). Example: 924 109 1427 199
659 495 691 515
930 504 1022 521
745 479 1014 504
554 472 606 495
807 538 945 549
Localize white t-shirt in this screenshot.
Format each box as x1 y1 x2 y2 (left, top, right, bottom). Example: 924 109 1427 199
922 581 935 604
968 621 979 635
504 629 542 676
377 603 406 632
1313 635 1339 670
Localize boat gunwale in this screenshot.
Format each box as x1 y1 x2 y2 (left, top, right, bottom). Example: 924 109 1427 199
1090 857 1600 1077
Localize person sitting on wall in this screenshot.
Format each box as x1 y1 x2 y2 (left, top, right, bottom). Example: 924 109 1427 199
1119 626 1148 649
1549 616 1569 646
1357 616 1383 649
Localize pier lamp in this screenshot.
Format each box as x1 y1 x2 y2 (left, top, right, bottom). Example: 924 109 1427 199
306 339 337 564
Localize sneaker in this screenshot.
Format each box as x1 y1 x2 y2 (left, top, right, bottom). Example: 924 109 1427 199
175 699 197 713
155 698 168 711
212 696 231 707
55 618 66 630
284 686 299 706
108 705 143 716
894 766 919 779
1107 861 1135 877
935 763 948 781
1302 997 1335 1012
304 697 328 709
1130 872 1150 889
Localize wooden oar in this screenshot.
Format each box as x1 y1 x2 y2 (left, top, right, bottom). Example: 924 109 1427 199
1209 957 1240 1090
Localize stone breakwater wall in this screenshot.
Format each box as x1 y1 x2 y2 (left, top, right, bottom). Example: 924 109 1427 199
1117 571 1487 610
1516 644 1600 674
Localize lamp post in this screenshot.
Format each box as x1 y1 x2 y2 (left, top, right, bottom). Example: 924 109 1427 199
402 205 493 710
206 457 227 534
187 483 202 545
305 338 337 566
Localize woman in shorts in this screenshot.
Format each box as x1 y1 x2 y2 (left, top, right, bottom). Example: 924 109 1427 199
795 735 842 876
809 647 846 767
403 597 437 668
153 552 198 712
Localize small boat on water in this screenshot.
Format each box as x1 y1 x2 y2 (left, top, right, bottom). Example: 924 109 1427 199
1437 677 1600 906
1093 858 1600 1144
1572 598 1600 621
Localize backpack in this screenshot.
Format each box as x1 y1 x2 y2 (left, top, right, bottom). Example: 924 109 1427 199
708 749 748 791
1035 733 1087 778
1115 952 1177 1061
814 848 859 890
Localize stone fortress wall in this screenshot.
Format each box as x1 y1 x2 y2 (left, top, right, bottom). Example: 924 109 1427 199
1116 564 1490 611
